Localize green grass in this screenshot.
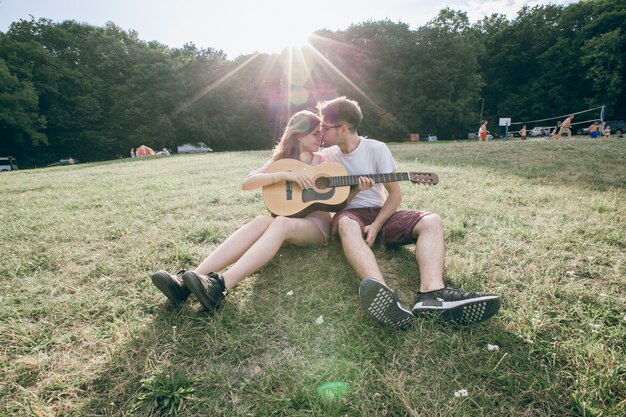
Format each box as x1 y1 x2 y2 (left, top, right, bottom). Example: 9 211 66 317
1 137 624 416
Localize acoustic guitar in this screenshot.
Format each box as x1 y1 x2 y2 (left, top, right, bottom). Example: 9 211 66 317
262 159 439 217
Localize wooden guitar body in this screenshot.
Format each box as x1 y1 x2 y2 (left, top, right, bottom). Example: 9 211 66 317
262 159 438 217
262 159 350 218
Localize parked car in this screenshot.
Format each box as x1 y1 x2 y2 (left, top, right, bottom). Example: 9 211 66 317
528 127 552 137
577 127 590 135
48 158 79 167
0 156 18 171
427 135 438 141
177 142 213 153
401 133 420 142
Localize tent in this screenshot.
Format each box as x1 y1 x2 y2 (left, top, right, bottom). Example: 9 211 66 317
136 145 155 158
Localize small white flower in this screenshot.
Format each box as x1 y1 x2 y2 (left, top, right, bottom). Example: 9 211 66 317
590 323 601 329
525 338 534 344
487 344 500 352
454 389 469 398
286 290 294 296
623 314 626 322
315 315 324 325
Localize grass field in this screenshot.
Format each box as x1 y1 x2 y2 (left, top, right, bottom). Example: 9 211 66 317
1 138 624 416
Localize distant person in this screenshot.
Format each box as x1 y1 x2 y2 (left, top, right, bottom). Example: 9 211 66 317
551 122 562 140
130 148 136 158
588 121 599 139
602 125 611 138
520 125 527 140
151 111 331 311
558 114 574 140
67 157 75 165
479 121 490 142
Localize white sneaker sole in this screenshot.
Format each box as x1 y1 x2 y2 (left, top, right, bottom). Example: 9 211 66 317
359 279 414 330
412 295 501 324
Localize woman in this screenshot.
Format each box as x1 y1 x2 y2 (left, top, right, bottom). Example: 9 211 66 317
479 121 489 142
151 111 330 311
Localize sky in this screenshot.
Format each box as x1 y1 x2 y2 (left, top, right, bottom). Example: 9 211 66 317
0 0 577 58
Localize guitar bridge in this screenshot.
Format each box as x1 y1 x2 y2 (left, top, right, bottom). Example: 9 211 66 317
286 181 292 200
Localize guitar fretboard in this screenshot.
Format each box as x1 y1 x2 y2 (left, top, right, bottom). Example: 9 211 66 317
328 172 411 187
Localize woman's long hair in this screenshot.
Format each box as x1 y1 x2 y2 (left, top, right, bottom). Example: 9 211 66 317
272 111 320 161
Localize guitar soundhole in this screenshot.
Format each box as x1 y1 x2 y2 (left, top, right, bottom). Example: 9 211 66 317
315 177 330 189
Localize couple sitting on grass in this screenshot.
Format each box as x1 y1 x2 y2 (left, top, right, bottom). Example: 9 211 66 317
151 97 501 330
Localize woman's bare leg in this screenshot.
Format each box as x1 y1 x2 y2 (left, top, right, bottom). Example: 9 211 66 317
194 215 273 275
221 216 323 289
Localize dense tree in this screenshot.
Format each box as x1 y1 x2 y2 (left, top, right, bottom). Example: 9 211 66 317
0 1 624 167
413 9 484 138
0 58 46 151
478 0 626 125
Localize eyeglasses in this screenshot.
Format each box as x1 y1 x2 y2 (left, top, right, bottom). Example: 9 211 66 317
321 124 344 132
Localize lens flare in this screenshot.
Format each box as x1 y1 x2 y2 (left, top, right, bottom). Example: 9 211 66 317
316 381 350 403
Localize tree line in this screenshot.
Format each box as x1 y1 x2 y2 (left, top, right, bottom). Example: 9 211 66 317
1 0 624 167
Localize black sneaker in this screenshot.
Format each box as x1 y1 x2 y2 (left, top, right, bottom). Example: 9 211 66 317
359 278 415 330
181 271 228 311
151 270 191 304
412 286 501 324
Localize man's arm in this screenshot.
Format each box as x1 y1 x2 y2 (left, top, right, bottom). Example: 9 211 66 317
363 182 402 247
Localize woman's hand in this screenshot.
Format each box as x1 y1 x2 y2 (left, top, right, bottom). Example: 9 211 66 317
283 171 315 190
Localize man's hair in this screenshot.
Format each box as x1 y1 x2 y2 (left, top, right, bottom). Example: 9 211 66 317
317 96 363 131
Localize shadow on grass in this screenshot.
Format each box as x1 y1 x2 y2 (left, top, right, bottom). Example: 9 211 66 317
76 242 578 416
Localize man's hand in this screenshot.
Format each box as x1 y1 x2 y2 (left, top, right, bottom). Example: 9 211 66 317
347 176 375 204
364 222 381 247
356 176 374 191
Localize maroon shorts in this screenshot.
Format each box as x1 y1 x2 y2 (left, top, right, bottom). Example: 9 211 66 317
331 207 431 245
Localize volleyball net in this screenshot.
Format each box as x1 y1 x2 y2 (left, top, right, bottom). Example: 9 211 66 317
509 105 605 133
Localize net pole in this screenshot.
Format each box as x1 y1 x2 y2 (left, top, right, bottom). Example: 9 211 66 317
600 105 605 129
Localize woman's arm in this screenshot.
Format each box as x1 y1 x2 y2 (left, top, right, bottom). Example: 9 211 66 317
242 172 284 190
242 171 315 191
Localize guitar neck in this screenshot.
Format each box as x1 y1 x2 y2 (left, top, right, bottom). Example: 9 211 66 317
328 172 412 187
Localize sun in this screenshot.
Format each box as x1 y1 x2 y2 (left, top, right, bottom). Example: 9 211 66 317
260 27 314 55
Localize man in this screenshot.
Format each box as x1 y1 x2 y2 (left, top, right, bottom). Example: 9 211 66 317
588 121 599 139
558 114 574 140
318 97 500 330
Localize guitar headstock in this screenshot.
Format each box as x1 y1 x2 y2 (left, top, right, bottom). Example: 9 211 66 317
408 172 439 185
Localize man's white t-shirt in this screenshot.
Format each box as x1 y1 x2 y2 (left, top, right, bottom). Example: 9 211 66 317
321 137 397 209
